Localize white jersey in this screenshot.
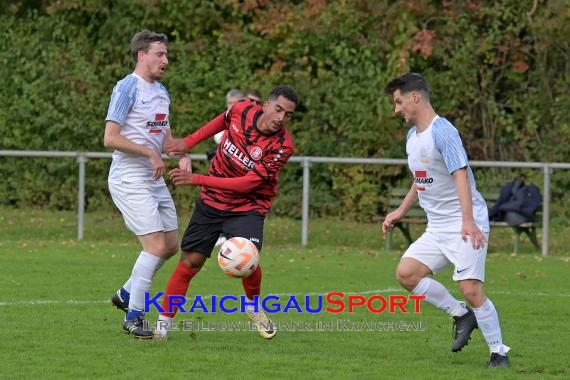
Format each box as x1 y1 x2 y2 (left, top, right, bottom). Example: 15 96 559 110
406 116 489 233
105 73 170 183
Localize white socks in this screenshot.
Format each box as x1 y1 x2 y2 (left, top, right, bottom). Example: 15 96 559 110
413 278 510 355
128 251 165 312
473 299 510 355
412 277 467 317
122 255 165 295
156 314 174 337
122 278 132 293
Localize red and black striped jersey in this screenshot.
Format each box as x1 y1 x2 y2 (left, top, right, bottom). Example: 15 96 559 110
183 100 295 214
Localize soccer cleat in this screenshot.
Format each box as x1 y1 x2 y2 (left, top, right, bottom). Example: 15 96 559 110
111 289 129 313
487 353 510 368
451 308 478 352
153 317 174 341
246 308 276 340
153 331 168 341
122 315 154 339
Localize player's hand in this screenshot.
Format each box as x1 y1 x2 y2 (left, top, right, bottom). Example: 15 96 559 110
165 138 190 157
382 209 404 234
148 151 166 180
179 156 192 172
461 220 487 250
169 168 194 186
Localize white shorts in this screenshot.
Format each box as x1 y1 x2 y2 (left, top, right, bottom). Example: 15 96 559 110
402 230 489 282
108 180 178 236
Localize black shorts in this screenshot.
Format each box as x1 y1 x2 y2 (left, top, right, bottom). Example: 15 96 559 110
181 198 265 257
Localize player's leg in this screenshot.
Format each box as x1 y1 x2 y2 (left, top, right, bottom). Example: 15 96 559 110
155 199 222 339
120 230 178 338
452 233 510 367
223 213 275 339
397 257 470 317
155 250 207 339
397 231 476 352
397 232 469 316
112 230 177 311
108 181 178 338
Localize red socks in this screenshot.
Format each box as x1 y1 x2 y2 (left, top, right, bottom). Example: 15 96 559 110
160 263 262 318
242 265 262 300
160 261 199 318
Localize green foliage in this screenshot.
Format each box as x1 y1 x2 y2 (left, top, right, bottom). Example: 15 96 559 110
1 0 569 220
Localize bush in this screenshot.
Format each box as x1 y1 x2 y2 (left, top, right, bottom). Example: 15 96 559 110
1 0 569 220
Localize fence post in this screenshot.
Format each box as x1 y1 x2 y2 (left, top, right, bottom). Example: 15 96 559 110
542 164 551 256
77 153 87 241
301 158 311 246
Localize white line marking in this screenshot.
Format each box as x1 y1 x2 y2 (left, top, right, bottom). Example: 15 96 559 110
1 288 569 307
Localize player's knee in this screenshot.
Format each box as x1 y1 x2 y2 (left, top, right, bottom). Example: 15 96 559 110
166 241 179 256
150 242 170 257
180 252 206 270
395 264 418 290
458 281 484 304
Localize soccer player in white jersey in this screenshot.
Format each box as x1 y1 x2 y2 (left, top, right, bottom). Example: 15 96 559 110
382 72 510 368
104 30 188 338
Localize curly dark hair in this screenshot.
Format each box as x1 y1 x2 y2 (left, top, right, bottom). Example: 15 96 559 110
268 85 299 106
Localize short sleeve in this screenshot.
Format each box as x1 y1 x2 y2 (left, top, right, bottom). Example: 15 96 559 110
432 118 468 174
105 75 137 126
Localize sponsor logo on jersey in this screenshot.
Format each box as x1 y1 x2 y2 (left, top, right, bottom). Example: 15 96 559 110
223 139 256 170
414 170 433 192
231 123 239 133
249 146 263 160
147 113 168 134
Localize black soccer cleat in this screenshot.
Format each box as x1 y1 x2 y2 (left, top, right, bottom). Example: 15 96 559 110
122 315 154 339
487 352 510 368
451 308 478 352
111 289 129 313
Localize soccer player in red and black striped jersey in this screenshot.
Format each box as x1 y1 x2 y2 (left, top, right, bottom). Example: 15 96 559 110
155 85 298 340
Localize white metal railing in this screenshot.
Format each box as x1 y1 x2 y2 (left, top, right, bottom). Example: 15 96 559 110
2 150 570 256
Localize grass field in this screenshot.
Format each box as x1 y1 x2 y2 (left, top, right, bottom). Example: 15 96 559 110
1 207 569 379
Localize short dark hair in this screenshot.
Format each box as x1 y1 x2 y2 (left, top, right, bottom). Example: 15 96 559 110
384 72 429 97
130 30 168 63
268 85 299 106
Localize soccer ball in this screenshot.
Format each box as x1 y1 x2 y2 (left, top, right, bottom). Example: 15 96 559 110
217 237 259 278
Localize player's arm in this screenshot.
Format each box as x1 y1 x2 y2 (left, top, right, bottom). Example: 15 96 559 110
170 145 293 193
170 170 263 193
382 183 417 233
165 112 227 156
433 121 486 249
104 121 165 180
162 129 193 171
453 168 486 249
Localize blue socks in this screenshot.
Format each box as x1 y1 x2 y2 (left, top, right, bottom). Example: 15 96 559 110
126 309 143 321
120 287 130 302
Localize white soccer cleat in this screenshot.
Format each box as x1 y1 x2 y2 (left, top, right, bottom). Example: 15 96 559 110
154 315 173 341
246 307 276 340
153 331 168 341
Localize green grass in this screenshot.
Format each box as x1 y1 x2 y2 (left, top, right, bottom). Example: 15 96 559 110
1 207 569 379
